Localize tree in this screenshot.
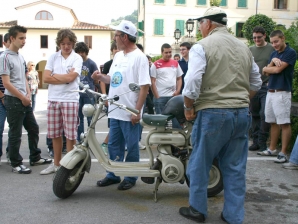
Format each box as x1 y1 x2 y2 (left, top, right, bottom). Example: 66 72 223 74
284 19 298 53
210 0 221 6
242 14 276 46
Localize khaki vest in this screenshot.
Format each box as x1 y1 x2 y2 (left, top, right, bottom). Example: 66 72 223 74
194 27 253 111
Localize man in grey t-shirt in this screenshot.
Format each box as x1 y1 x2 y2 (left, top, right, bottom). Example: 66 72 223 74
0 25 51 174
249 26 274 152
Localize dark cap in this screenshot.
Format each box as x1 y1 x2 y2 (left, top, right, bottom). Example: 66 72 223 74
195 7 227 25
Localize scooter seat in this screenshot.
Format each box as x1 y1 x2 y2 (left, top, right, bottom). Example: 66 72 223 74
142 113 173 127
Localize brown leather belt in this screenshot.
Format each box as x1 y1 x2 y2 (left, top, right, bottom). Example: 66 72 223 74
268 89 285 93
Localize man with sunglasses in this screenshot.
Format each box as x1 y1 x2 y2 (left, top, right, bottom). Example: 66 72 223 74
249 26 274 152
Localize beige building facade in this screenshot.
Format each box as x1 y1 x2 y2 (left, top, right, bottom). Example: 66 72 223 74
138 0 298 56
0 0 114 88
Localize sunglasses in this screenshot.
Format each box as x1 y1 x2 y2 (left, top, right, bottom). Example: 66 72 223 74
31 65 35 66
253 36 263 39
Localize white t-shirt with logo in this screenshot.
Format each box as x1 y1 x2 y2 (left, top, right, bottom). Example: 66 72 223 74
45 50 83 102
108 48 151 121
150 58 183 97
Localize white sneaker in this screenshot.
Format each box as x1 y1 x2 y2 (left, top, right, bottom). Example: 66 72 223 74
40 163 59 175
139 142 146 150
257 148 279 156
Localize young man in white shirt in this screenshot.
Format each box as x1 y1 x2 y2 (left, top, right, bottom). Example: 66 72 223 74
41 29 83 175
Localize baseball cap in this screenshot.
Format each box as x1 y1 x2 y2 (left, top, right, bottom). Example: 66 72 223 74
195 7 227 25
110 20 138 38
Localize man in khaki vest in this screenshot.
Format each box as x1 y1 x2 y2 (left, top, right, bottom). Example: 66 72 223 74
179 7 262 224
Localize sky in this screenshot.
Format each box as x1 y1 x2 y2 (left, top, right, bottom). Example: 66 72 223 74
0 0 138 26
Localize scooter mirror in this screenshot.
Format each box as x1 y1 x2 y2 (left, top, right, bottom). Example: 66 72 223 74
129 83 140 93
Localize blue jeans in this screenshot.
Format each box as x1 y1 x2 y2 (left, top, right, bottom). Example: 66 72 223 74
289 135 298 165
249 84 270 148
153 96 181 129
187 108 251 224
77 94 94 141
5 95 41 167
0 100 7 157
106 118 140 183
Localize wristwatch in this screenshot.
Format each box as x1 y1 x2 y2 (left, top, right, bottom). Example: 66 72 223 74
184 104 193 111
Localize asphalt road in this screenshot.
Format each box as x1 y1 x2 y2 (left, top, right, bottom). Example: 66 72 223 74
0 90 297 224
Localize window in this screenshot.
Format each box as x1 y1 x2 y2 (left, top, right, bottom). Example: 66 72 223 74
0 35 3 48
220 0 227 6
155 0 164 3
40 35 48 48
84 36 92 49
138 21 144 37
236 22 244 38
238 0 247 8
274 0 287 9
176 0 186 4
176 20 185 36
197 0 206 5
35 11 53 20
154 19 164 35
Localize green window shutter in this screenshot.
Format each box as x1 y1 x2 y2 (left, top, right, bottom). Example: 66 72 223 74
176 20 185 36
155 0 164 3
176 0 186 4
154 19 164 35
220 0 227 6
138 21 144 37
197 0 207 5
238 0 247 7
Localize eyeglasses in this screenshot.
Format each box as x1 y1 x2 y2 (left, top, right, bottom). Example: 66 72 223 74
253 36 263 39
180 49 187 52
114 34 123 38
31 65 35 66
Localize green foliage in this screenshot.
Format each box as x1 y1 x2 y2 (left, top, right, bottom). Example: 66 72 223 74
151 55 162 62
284 19 298 54
242 14 276 45
210 0 221 6
291 61 298 101
109 10 138 26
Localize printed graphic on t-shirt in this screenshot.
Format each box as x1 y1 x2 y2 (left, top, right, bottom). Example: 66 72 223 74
80 65 90 82
111 71 123 87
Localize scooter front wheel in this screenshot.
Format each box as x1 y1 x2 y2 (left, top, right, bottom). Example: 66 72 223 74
53 161 85 199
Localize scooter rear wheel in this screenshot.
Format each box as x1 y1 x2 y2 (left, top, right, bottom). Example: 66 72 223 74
185 159 223 197
53 161 85 199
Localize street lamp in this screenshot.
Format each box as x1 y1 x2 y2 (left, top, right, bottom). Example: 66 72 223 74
174 29 181 44
185 19 194 37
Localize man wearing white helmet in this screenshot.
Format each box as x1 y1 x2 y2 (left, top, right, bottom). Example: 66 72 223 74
179 7 262 223
92 20 150 190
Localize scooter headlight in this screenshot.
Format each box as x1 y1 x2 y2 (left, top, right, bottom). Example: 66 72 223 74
82 104 95 117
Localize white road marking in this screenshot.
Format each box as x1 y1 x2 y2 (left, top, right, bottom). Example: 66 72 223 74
2 157 278 163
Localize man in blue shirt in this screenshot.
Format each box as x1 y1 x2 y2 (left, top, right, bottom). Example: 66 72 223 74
260 30 297 163
178 42 191 94
74 42 98 142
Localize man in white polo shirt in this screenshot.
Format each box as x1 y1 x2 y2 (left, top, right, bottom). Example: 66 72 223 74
41 29 83 175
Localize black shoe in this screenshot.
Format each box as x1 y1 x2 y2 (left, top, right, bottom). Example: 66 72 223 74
97 177 120 187
62 148 67 154
249 144 260 151
30 158 52 166
221 212 227 223
179 206 205 223
117 179 135 190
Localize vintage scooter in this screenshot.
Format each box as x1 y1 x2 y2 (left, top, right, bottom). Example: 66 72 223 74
52 83 223 201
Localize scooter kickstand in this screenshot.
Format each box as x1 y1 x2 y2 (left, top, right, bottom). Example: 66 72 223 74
153 177 162 202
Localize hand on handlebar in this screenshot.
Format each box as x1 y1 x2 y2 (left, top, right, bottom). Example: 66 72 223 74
131 113 141 125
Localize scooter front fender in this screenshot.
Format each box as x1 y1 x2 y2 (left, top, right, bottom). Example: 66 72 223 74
60 146 89 171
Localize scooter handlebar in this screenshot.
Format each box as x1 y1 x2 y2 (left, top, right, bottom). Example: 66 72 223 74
112 102 139 116
125 107 140 115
